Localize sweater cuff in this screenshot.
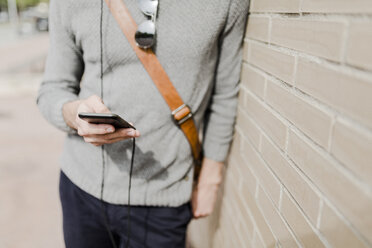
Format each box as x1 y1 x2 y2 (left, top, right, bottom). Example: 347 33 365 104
202 138 231 163
37 93 78 134
55 97 78 134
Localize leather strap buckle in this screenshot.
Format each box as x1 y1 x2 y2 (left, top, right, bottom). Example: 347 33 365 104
172 104 193 125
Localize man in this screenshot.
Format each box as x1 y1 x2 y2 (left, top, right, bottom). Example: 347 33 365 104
37 0 249 247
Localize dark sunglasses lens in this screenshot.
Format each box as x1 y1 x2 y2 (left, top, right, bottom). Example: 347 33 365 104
138 0 158 16
135 21 155 48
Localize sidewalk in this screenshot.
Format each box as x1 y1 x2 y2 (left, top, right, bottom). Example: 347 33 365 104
0 88 65 247
0 27 66 247
0 33 48 73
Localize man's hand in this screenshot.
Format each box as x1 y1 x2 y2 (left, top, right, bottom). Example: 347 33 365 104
192 157 224 218
62 95 140 146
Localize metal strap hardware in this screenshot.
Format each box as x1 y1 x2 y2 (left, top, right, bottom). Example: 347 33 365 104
172 104 193 125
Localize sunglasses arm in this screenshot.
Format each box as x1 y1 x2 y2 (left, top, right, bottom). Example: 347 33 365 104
151 8 157 23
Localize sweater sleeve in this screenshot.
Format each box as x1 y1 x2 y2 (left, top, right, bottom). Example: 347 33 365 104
37 0 84 133
202 0 249 162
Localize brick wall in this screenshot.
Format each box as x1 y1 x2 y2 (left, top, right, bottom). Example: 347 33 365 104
188 0 372 247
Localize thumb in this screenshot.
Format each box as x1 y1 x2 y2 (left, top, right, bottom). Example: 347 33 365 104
88 95 111 113
93 101 111 113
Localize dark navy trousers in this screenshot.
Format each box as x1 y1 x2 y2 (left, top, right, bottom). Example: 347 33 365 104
59 171 193 248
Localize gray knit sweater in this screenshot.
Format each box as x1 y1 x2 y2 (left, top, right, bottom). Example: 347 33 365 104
37 0 249 206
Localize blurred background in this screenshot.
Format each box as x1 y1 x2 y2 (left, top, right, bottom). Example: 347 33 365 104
0 1 65 247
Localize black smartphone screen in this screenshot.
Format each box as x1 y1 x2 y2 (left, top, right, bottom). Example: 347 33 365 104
78 113 135 129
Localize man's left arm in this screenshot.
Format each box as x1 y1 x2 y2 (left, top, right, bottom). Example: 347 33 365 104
192 0 250 218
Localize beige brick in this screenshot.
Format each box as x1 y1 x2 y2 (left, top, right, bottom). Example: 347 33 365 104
236 108 261 149
187 218 212 248
217 231 229 248
222 189 236 219
229 196 252 247
224 166 237 196
237 218 254 247
288 130 372 244
257 187 299 247
301 0 372 13
331 120 372 184
229 131 242 157
242 186 276 248
243 40 250 62
241 178 257 209
246 16 270 42
252 231 266 248
229 156 246 195
236 149 258 197
266 80 332 148
231 230 241 248
271 18 344 61
347 22 372 71
229 140 244 174
212 233 224 248
221 198 233 223
231 181 255 245
296 58 372 128
248 42 296 84
238 86 246 107
251 0 301 13
261 135 320 224
237 223 253 248
242 138 282 205
241 63 266 99
244 92 287 149
231 238 241 248
229 158 243 189
281 191 326 248
224 182 246 233
228 131 242 161
319 203 369 248
217 227 230 248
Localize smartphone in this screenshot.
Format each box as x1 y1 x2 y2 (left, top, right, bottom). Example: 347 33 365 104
78 113 135 129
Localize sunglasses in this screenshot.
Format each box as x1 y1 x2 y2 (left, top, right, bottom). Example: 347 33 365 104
135 0 159 49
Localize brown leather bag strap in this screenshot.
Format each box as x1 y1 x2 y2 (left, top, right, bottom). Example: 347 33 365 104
105 0 202 164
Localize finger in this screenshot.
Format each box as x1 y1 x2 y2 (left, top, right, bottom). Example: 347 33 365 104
90 97 110 114
119 128 140 138
94 104 111 114
78 95 102 113
78 121 115 136
193 211 203 219
103 137 126 144
83 128 139 140
89 137 123 146
94 128 139 139
79 124 115 136
88 95 104 104
109 128 140 139
84 137 111 144
77 103 92 113
105 128 137 139
193 210 208 219
84 137 96 144
84 136 128 145
85 95 111 114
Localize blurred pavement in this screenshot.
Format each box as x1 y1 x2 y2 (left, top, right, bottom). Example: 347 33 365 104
0 24 18 47
0 33 48 73
0 32 65 248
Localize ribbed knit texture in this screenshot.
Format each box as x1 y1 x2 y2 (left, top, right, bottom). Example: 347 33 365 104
37 0 249 206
